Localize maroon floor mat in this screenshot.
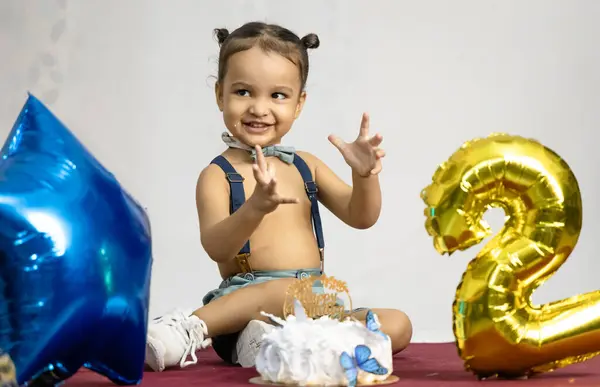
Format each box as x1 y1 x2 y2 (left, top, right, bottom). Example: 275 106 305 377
66 343 600 386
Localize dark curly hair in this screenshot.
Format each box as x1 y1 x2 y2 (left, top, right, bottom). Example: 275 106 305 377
213 22 320 91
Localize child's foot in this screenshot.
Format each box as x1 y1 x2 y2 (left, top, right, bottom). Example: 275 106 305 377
236 319 277 368
145 309 212 372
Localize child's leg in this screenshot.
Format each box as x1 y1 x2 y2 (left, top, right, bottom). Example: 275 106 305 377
350 308 413 354
146 277 297 371
192 277 297 337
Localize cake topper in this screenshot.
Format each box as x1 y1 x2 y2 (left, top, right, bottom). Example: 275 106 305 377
283 274 353 321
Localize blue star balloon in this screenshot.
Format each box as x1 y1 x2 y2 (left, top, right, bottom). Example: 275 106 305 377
0 94 153 386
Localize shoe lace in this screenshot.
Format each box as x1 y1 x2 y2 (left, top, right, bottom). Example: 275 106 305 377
177 316 212 368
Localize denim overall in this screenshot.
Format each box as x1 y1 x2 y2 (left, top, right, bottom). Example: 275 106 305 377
201 153 326 364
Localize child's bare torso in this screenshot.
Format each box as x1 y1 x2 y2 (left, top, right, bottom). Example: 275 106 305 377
214 149 321 279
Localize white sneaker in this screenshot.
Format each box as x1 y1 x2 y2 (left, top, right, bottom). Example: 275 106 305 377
236 320 276 368
145 309 212 372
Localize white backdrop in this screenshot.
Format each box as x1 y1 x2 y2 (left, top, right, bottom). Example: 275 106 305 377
1 0 599 342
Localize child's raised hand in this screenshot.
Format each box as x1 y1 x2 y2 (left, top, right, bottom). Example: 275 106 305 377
328 113 385 177
249 145 299 214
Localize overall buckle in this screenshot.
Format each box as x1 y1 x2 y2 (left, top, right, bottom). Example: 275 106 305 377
235 253 253 274
319 248 325 273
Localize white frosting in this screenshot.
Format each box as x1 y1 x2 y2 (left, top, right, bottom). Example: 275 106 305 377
255 302 393 386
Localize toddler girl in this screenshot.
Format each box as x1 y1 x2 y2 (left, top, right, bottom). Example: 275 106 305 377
145 21 412 372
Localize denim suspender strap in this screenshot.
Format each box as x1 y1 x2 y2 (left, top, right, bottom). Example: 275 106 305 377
210 155 253 273
210 154 326 274
292 155 325 273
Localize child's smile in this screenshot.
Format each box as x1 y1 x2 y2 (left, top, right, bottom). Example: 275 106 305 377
215 46 305 147
241 119 275 134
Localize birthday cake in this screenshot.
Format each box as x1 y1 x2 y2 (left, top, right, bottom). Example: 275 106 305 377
255 300 394 386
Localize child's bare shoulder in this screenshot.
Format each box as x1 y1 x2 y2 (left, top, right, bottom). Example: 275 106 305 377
295 150 322 169
295 150 335 178
196 162 229 197
195 163 231 225
197 162 226 183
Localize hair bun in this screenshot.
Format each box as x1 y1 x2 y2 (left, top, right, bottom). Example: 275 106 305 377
301 33 320 49
214 28 230 45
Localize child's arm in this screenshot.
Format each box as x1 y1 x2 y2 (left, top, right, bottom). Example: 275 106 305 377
196 148 298 263
297 113 385 229
298 153 381 229
196 166 265 263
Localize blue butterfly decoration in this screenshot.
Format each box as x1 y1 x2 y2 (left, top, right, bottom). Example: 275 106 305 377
365 310 389 340
339 345 388 387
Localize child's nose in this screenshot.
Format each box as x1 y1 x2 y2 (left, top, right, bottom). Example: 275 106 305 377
248 98 269 116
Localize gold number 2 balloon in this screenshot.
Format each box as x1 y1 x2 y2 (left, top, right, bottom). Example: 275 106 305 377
421 133 600 379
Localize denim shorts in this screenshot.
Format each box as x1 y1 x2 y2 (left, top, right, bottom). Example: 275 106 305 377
202 268 366 365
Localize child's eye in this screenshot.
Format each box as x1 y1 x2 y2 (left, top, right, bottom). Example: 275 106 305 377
272 92 287 100
235 89 250 97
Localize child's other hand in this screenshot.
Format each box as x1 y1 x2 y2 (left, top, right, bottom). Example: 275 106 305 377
249 145 299 214
328 113 385 177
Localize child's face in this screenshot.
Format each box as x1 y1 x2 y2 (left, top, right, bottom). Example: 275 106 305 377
215 45 306 147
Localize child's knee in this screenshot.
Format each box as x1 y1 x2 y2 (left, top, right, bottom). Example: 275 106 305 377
378 309 413 353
